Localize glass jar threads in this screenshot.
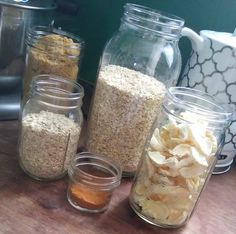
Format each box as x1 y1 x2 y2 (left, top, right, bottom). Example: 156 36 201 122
19 74 84 181
23 25 84 103
67 152 122 213
86 3 186 176
129 87 232 228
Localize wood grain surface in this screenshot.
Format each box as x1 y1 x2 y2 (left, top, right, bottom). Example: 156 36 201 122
0 121 235 234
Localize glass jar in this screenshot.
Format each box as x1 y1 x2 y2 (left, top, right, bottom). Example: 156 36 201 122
129 87 232 228
86 3 185 176
23 25 84 103
19 74 84 181
67 152 122 213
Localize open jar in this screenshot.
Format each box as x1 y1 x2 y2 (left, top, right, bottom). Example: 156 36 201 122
23 25 84 103
129 87 232 228
19 74 84 181
67 152 122 213
86 3 188 176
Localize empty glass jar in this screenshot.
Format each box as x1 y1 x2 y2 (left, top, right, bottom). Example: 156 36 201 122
86 3 185 176
129 87 232 228
19 74 84 181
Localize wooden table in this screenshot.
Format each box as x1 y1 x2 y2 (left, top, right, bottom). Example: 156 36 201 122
0 121 235 234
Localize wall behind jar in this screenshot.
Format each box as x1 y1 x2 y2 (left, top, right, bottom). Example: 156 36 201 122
54 0 236 85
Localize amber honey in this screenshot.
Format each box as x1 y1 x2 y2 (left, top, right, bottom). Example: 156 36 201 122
67 152 121 213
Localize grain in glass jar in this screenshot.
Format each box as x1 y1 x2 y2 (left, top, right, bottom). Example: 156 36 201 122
19 74 84 181
129 87 232 228
86 3 188 176
23 26 84 103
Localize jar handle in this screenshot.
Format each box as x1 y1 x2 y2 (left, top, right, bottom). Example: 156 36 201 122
181 27 204 51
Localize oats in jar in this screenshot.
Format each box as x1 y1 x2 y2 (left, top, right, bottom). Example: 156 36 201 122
86 65 166 175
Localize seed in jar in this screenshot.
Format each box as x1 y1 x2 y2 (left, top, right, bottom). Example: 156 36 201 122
86 65 166 173
19 111 81 179
23 34 82 102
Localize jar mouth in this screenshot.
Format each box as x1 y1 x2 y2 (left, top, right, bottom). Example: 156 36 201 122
68 152 122 190
164 87 232 129
122 3 184 39
25 25 85 58
31 74 84 109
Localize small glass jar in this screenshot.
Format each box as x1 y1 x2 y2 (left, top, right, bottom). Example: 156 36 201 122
86 3 185 176
18 74 84 181
129 87 232 228
23 25 84 103
67 152 122 213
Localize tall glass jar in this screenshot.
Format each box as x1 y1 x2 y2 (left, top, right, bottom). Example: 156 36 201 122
23 25 84 103
19 74 84 181
129 87 232 228
86 3 185 176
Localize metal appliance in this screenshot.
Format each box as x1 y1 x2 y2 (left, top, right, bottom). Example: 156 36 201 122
0 0 56 120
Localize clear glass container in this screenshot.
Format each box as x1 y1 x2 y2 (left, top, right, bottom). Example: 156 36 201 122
23 25 84 103
86 3 185 176
67 152 122 213
129 87 232 228
19 74 84 181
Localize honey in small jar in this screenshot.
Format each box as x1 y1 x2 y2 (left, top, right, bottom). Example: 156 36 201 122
67 152 122 213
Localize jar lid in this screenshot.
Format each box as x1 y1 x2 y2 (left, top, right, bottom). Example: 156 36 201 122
0 0 57 10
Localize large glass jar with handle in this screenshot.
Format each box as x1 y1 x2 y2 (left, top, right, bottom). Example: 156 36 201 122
86 3 186 176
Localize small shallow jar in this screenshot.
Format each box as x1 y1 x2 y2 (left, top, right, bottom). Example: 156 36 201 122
19 74 84 181
67 152 122 213
86 3 186 176
129 87 232 228
23 25 84 103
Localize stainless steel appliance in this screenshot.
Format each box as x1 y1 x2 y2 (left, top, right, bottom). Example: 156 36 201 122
0 0 56 120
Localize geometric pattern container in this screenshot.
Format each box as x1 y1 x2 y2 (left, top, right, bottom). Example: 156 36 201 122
178 33 236 173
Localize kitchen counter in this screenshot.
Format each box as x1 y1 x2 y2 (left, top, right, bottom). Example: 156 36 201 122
0 120 236 234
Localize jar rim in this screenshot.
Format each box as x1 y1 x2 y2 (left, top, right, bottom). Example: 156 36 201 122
122 3 184 39
25 25 85 58
125 3 184 27
164 87 232 128
31 74 84 109
68 152 122 189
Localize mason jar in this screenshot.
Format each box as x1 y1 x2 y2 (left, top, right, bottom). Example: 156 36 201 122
19 74 84 181
86 3 186 176
23 25 84 103
67 152 122 213
129 87 232 228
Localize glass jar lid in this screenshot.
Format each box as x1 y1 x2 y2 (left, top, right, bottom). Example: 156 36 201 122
0 0 57 10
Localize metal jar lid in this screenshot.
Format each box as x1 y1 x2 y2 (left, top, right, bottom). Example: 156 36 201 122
0 0 57 10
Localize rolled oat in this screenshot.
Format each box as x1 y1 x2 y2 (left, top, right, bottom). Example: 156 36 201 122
19 111 81 180
86 65 166 174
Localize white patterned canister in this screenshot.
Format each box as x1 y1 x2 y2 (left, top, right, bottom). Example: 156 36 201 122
179 30 236 173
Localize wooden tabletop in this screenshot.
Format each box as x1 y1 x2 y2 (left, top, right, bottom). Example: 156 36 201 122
0 120 236 234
